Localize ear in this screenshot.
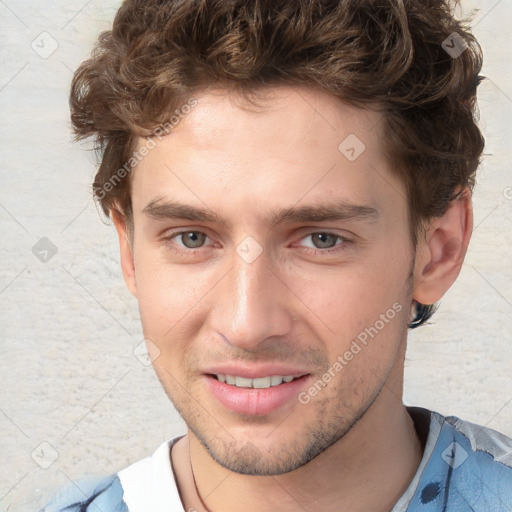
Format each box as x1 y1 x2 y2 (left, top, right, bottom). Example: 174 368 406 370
111 208 138 297
412 188 473 305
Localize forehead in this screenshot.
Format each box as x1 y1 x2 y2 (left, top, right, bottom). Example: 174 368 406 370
155 85 383 154
130 86 404 225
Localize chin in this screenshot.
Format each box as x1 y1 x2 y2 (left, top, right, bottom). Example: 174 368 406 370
190 420 350 476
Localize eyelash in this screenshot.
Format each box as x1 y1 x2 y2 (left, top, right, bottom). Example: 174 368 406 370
161 230 215 257
161 229 352 257
297 233 351 254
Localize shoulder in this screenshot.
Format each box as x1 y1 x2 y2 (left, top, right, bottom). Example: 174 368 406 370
39 437 185 512
406 409 512 511
442 412 512 468
39 474 127 512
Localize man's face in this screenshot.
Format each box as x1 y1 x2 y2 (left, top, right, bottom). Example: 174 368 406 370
126 86 415 475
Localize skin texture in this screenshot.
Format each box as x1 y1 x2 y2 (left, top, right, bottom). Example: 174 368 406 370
112 86 473 512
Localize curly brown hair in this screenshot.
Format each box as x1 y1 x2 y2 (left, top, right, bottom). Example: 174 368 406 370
70 0 484 327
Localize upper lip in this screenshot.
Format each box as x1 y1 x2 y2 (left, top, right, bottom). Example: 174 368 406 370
202 364 311 379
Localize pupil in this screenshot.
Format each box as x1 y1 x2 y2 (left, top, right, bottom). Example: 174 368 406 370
183 232 205 248
313 233 336 249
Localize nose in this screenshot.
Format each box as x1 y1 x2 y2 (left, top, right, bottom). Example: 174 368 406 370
209 244 293 351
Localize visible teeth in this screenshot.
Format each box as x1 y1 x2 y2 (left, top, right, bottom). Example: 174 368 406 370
252 376 271 389
235 376 252 388
216 374 298 389
271 375 283 386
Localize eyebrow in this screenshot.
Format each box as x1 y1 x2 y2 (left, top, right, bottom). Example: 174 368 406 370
142 199 379 226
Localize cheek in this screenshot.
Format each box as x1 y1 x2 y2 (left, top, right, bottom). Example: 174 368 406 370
133 251 216 340
288 253 409 337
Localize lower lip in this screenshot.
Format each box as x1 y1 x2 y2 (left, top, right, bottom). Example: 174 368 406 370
204 374 310 415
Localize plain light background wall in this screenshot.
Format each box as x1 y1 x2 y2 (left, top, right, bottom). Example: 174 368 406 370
0 1 511 510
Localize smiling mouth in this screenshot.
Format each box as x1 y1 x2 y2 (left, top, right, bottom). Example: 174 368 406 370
205 373 311 415
209 374 307 389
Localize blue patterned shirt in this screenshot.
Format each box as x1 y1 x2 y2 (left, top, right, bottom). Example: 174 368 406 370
40 407 512 511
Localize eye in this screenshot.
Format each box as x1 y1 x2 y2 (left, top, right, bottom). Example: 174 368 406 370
300 232 344 250
172 231 209 249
